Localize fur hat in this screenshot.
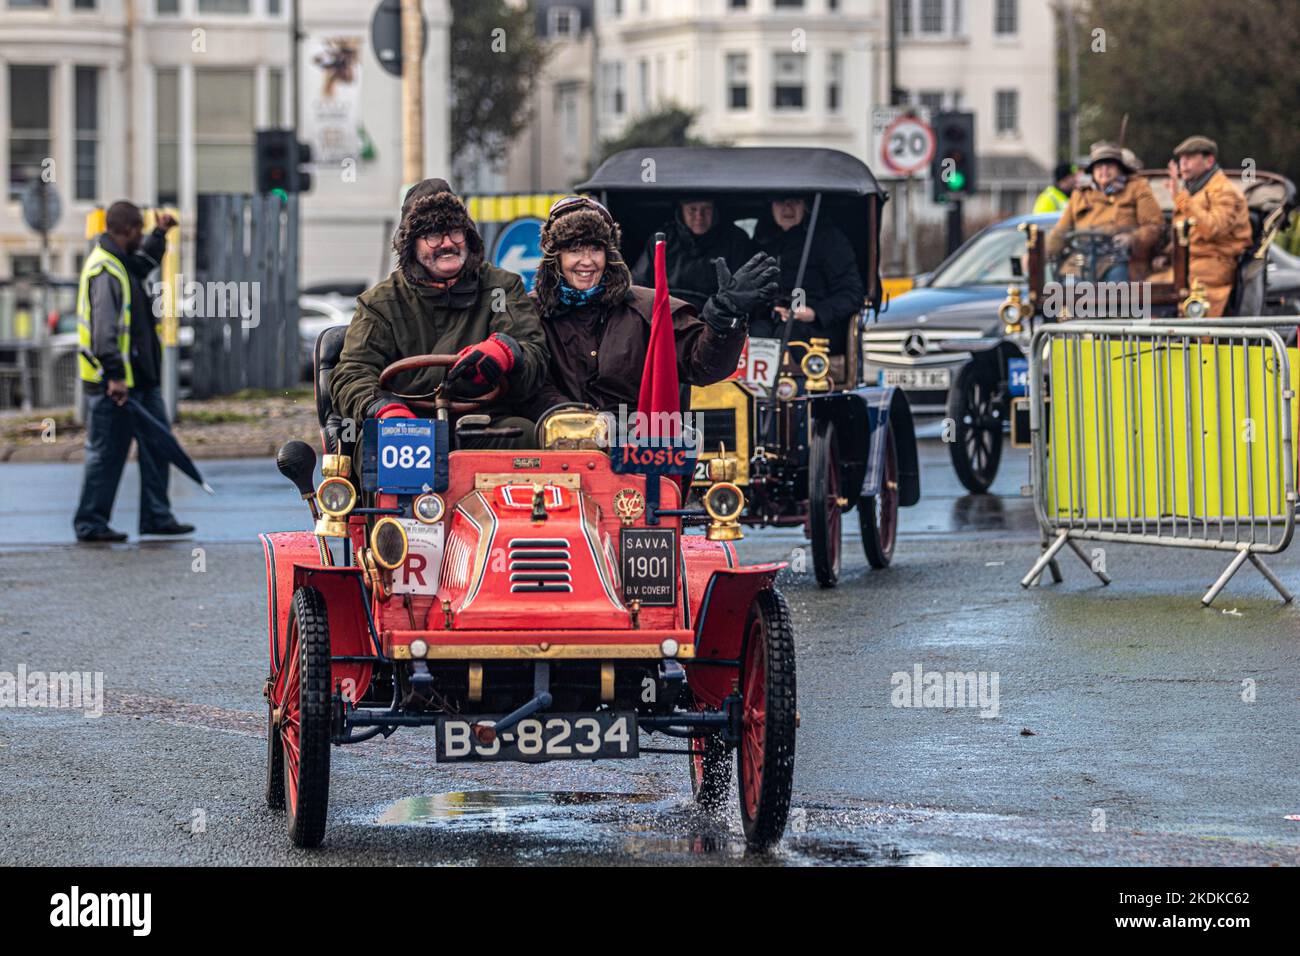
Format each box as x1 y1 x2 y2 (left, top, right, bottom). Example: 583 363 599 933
534 198 632 315
393 184 484 286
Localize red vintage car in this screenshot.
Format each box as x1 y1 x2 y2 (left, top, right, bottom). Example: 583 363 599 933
259 334 797 849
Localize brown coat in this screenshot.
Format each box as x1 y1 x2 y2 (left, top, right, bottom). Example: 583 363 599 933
531 286 746 417
1046 177 1165 278
1176 167 1252 261
1178 168 1252 315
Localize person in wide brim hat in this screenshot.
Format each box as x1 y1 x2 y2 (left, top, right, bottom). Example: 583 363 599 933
1047 141 1164 281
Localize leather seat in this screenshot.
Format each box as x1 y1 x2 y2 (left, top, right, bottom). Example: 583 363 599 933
313 325 351 455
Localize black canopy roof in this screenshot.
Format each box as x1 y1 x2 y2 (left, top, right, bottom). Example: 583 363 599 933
577 147 885 197
576 147 887 308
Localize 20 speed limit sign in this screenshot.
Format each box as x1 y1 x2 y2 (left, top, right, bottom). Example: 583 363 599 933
881 115 936 176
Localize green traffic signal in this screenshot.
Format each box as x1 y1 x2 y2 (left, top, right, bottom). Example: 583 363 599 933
946 170 966 191
271 188 288 203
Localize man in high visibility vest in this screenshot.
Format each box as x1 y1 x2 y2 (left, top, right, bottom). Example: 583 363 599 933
1032 162 1080 214
73 201 193 542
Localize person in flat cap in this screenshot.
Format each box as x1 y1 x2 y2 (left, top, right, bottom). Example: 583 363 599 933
329 178 547 447
1046 141 1163 281
529 195 779 416
1148 135 1251 316
630 197 756 310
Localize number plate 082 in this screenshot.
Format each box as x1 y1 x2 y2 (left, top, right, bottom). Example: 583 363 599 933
435 712 639 763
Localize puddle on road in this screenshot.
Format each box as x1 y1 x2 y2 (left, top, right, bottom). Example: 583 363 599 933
377 789 659 824
370 790 928 865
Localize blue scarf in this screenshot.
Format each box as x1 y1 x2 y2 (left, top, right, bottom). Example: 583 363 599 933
558 280 605 307
1102 174 1128 197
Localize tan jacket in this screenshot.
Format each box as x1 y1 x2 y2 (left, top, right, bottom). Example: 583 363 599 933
1174 167 1252 265
1046 177 1164 277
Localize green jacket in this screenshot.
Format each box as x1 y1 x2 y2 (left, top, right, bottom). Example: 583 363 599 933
330 263 548 428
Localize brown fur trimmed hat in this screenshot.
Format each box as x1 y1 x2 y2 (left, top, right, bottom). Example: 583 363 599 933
393 182 484 285
534 198 632 315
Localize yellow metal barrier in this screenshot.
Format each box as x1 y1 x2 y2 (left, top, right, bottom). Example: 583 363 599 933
1024 320 1297 605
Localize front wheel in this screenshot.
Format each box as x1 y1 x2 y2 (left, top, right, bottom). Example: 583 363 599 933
859 422 899 568
808 419 842 588
265 698 285 810
948 362 1004 494
738 589 797 850
282 586 333 848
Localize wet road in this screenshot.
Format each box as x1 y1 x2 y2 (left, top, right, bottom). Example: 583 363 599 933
2 441 1298 865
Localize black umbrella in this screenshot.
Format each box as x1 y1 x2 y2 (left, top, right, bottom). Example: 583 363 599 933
124 396 214 495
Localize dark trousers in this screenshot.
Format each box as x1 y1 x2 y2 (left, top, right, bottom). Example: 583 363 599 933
73 385 176 536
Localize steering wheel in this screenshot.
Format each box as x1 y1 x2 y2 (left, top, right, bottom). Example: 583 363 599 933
1054 229 1123 282
378 353 507 415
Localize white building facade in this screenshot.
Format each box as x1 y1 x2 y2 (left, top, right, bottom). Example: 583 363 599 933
591 0 1058 217
0 0 451 287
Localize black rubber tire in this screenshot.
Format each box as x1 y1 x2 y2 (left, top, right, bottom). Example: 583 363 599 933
689 731 731 810
948 361 1004 494
859 423 899 569
808 418 842 588
738 589 797 850
265 698 285 810
284 586 332 848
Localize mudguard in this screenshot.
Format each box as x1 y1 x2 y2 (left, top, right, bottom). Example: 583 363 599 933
812 386 921 508
290 565 379 709
260 531 323 678
687 564 786 708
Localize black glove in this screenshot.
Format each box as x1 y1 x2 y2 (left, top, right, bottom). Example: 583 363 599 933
705 253 781 331
443 331 521 399
364 391 411 419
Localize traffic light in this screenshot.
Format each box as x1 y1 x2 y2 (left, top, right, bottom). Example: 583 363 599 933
256 130 313 194
930 111 977 203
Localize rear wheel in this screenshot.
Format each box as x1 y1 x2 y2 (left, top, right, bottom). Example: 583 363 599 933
948 362 1003 494
688 731 731 810
808 419 842 588
738 589 797 850
282 586 332 848
859 423 899 569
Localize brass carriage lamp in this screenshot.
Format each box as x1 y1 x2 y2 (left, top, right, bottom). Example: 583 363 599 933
801 338 833 393
313 453 356 537
1181 279 1210 319
703 443 744 541
999 285 1031 334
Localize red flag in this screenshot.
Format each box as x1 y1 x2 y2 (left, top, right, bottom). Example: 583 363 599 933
636 235 680 441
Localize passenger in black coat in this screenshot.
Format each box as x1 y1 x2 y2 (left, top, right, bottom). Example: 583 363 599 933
750 196 864 355
631 198 756 310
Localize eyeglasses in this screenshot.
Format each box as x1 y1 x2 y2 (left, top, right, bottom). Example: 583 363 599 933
421 228 466 246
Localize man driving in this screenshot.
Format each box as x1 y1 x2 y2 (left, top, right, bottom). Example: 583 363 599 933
329 179 546 446
1046 141 1163 281
749 195 863 356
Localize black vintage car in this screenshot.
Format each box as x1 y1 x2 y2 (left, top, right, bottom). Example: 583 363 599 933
578 147 921 587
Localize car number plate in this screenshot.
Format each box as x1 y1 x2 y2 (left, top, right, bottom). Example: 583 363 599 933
620 527 676 606
881 368 951 389
436 712 639 762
